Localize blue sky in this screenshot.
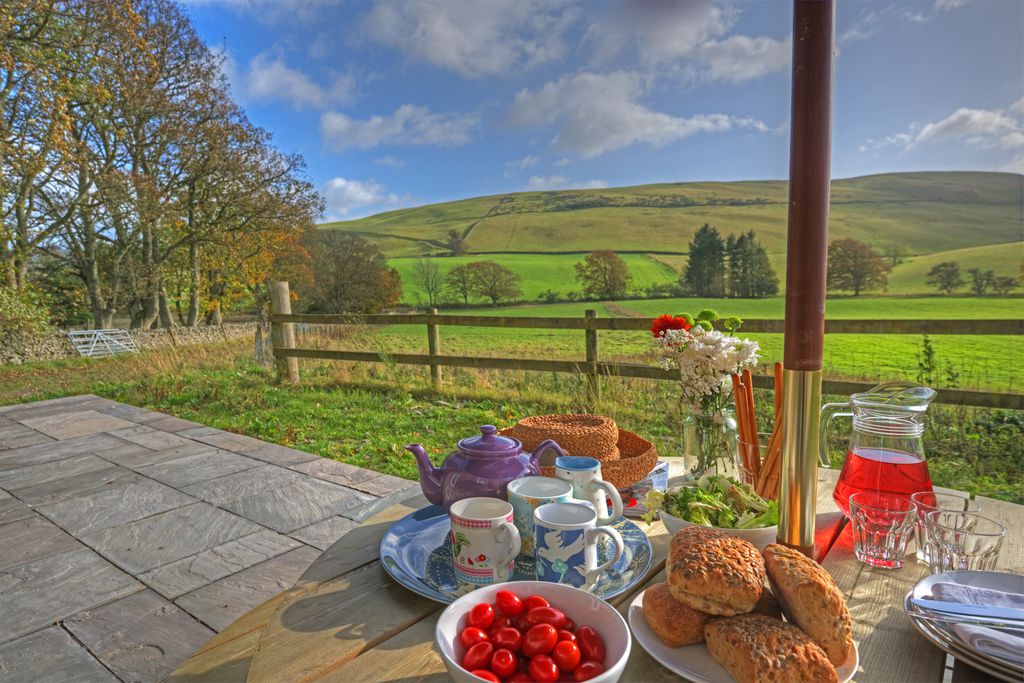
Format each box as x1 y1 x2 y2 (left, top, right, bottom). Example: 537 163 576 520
182 0 1024 220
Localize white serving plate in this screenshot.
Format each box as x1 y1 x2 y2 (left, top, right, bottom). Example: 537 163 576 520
628 589 859 683
904 570 1024 681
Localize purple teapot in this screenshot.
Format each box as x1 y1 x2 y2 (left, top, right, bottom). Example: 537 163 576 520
406 425 566 509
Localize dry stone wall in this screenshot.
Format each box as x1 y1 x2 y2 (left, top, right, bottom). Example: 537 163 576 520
0 323 260 365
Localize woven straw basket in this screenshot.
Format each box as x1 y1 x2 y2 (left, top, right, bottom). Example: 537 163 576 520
508 414 619 460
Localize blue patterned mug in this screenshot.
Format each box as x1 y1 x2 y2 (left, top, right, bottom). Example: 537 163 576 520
533 501 624 591
507 476 575 560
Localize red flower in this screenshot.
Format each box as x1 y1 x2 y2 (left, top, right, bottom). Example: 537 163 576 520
651 314 691 338
476 554 487 562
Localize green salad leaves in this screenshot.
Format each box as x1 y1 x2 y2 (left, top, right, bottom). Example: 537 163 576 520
642 472 778 529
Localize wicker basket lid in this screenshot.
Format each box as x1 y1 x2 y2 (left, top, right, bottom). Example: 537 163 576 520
505 414 619 459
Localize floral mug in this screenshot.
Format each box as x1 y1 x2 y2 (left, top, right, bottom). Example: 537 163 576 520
449 497 521 585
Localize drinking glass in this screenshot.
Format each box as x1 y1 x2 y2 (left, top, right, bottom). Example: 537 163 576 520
848 492 917 568
910 491 981 563
925 510 1006 573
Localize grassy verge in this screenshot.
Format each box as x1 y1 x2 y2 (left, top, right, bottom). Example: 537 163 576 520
2 339 1020 503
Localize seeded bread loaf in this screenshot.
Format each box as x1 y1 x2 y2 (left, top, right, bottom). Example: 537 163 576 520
705 614 839 683
667 525 766 616
762 543 854 666
642 581 714 647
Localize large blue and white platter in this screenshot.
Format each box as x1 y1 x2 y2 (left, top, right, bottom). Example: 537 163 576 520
380 504 654 604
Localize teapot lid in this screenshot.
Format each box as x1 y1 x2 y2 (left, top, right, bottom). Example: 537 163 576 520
458 425 521 456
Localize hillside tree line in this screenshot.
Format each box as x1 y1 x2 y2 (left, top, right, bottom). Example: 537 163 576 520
2 0 325 330
682 224 779 298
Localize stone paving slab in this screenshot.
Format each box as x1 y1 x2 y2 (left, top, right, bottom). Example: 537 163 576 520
0 547 142 644
18 409 138 440
82 502 262 575
0 395 420 681
0 626 116 682
64 589 214 682
138 529 302 599
37 473 196 537
0 515 81 571
289 515 358 551
174 545 321 632
135 450 261 488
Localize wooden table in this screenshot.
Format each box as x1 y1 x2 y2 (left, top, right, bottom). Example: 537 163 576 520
169 470 1022 683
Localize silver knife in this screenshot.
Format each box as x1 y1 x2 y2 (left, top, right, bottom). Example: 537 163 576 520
911 597 1024 622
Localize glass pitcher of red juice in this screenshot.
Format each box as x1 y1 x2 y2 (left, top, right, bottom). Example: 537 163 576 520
821 382 937 517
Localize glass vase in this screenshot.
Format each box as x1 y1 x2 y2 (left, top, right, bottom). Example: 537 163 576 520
682 408 740 479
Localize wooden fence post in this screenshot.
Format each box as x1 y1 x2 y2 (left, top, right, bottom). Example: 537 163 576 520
269 281 299 384
585 309 600 407
427 307 442 389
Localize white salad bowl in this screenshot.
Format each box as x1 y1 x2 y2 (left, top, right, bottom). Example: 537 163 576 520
660 510 778 551
435 580 631 683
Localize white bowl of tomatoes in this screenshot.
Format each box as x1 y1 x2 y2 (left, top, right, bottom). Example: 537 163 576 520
435 580 630 683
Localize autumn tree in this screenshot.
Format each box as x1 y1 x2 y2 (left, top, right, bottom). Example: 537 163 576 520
826 239 891 296
575 251 631 299
302 231 400 313
412 258 443 307
682 224 726 297
467 260 521 306
925 262 963 295
444 263 475 304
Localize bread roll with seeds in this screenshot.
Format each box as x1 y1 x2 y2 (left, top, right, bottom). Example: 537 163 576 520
667 526 766 616
762 543 853 666
642 581 714 647
705 614 838 683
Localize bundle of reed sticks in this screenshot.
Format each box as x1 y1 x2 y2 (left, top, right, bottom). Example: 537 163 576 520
731 362 784 500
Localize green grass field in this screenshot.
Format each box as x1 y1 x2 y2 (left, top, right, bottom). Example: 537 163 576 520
390 253 678 302
887 242 1024 293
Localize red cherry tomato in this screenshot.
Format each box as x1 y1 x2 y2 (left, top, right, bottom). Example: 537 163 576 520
557 629 577 643
468 603 495 630
523 595 550 612
508 672 532 683
573 660 606 681
528 654 561 682
563 617 575 631
495 590 525 617
552 640 582 672
486 614 509 638
462 641 494 671
525 606 568 629
576 626 606 662
522 623 558 657
489 647 517 678
459 626 490 649
513 615 532 631
492 626 522 653
469 670 500 682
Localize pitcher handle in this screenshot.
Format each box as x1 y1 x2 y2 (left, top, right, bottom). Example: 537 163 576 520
592 479 623 526
583 526 624 592
493 521 521 582
819 402 853 468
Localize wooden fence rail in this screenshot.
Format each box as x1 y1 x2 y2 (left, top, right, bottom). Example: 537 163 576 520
267 282 1023 410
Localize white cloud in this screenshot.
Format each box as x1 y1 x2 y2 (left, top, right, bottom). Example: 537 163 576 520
860 101 1024 156
374 155 405 168
585 1 733 64
320 104 479 151
527 175 607 190
363 0 577 78
935 0 967 9
508 71 769 158
555 157 572 167
322 177 408 218
695 35 791 83
219 50 354 109
506 154 540 172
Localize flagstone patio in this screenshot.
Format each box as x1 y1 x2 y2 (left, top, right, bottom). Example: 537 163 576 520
0 395 417 682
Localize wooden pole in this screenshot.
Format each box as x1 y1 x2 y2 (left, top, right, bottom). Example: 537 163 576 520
778 0 835 553
585 309 600 407
427 307 442 389
269 281 299 384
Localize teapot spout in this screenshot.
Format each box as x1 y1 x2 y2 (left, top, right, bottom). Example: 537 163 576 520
529 439 567 471
405 444 443 506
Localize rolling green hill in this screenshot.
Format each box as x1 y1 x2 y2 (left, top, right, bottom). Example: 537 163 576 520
321 171 1022 299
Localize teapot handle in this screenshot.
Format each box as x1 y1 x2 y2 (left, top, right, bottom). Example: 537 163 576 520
819 402 852 468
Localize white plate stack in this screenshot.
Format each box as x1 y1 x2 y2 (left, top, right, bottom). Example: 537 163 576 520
904 570 1024 682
